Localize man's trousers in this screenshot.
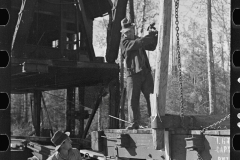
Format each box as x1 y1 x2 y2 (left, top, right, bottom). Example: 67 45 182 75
126 69 154 124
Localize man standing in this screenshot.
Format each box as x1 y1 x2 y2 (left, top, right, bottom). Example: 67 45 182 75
120 18 158 129
47 131 82 160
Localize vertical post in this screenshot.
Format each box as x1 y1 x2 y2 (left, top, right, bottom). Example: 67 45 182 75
206 0 216 115
150 0 172 150
129 0 135 23
33 91 41 136
82 87 104 139
78 86 85 137
76 0 95 61
105 0 128 63
24 94 28 123
98 106 102 130
66 87 75 137
120 88 126 129
109 79 120 129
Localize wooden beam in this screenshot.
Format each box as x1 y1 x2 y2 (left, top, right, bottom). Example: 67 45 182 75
109 79 120 129
33 90 41 136
66 87 76 136
41 93 54 136
151 0 172 150
120 88 126 129
76 0 95 61
78 86 85 138
11 0 38 58
82 87 104 139
164 131 170 160
105 0 128 63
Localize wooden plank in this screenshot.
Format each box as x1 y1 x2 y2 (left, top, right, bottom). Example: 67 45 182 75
33 91 41 136
82 87 104 138
186 135 230 160
109 79 120 129
66 87 76 136
150 114 230 130
107 145 165 159
104 133 165 159
164 131 170 160
120 88 126 129
11 57 118 69
190 130 230 136
78 86 85 138
151 0 172 150
23 63 48 73
105 0 128 63
77 62 119 69
11 0 38 58
171 135 188 160
76 0 95 61
104 129 152 134
11 57 52 65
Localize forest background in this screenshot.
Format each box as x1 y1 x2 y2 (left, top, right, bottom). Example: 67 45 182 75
11 0 230 136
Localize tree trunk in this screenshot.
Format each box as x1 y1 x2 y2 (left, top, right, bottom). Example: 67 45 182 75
98 107 102 130
17 95 23 123
24 94 28 123
140 0 146 36
206 0 216 115
129 0 134 23
219 34 228 113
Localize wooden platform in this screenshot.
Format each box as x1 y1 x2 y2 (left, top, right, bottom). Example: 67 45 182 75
89 128 230 160
11 58 119 94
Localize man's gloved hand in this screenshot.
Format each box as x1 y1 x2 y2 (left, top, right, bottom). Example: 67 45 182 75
147 22 158 37
148 29 158 37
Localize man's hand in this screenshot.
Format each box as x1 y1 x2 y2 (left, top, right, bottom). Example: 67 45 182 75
148 29 158 37
147 22 158 37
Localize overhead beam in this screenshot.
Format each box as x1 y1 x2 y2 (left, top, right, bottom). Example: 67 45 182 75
11 0 38 58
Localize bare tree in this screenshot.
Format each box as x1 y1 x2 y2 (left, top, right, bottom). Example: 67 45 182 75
140 0 146 36
206 0 216 115
24 94 28 123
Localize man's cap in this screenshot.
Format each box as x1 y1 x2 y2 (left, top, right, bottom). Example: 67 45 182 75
51 130 70 151
120 18 135 33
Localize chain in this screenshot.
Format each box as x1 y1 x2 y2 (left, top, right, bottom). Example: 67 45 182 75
197 152 204 160
174 0 185 125
200 114 230 134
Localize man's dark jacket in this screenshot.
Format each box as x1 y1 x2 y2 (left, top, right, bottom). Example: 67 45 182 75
120 33 158 76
